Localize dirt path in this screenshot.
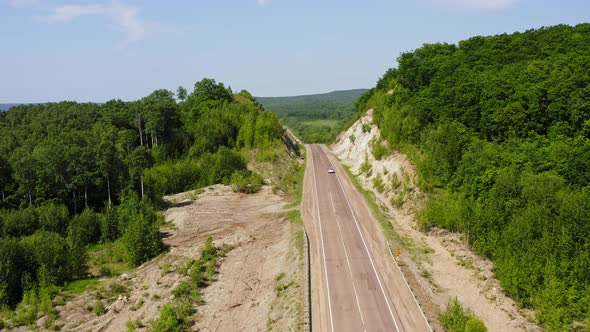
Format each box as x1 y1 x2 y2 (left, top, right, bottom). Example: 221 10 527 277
50 185 303 332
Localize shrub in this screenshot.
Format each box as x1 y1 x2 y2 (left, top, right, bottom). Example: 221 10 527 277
94 300 105 316
360 157 372 175
373 174 385 193
371 138 391 160
230 170 264 194
190 261 203 287
151 301 194 332
440 297 487 332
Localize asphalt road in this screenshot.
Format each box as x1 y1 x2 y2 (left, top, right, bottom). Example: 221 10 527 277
305 144 431 332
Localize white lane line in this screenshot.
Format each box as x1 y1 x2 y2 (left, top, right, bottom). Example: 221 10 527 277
334 214 366 326
388 246 434 331
329 192 337 214
324 147 401 332
310 145 335 332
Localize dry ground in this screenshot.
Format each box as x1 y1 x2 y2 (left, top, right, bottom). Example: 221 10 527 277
47 185 303 332
331 109 540 332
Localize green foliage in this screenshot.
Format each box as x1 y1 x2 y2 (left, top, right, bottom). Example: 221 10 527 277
230 170 264 193
1 208 38 238
93 299 105 316
150 301 194 332
201 237 216 262
440 298 487 332
189 260 203 287
360 157 372 175
258 89 368 143
13 289 39 326
371 138 391 160
372 174 385 193
0 238 27 306
363 24 590 329
0 77 287 322
20 231 68 285
67 209 101 246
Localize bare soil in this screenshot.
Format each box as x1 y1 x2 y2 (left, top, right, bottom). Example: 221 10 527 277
48 185 303 332
331 109 540 332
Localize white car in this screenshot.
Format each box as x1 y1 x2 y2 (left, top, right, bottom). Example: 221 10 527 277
328 168 335 173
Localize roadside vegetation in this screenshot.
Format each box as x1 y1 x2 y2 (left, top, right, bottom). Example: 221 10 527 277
257 89 367 143
147 237 225 332
0 78 286 329
356 24 590 329
440 298 487 332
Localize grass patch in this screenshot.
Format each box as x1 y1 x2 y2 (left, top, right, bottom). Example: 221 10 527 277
280 160 306 209
61 279 101 294
87 241 132 277
287 210 305 257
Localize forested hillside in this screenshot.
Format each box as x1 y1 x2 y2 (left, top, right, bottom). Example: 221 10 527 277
0 78 284 325
357 24 590 330
257 89 367 143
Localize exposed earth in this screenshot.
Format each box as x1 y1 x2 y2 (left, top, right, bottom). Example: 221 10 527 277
331 109 541 332
45 185 303 332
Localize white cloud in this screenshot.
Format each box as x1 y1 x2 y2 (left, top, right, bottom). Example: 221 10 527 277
434 0 520 10
257 0 271 6
8 0 41 9
106 2 147 41
11 1 154 41
42 4 106 22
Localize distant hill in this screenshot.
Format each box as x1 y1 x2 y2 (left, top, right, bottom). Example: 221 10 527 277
257 89 368 119
0 103 21 111
256 89 368 143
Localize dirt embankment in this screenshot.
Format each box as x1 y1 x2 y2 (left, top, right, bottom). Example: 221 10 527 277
331 109 540 332
50 185 303 332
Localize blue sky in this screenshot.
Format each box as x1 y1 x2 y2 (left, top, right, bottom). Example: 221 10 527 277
0 0 588 102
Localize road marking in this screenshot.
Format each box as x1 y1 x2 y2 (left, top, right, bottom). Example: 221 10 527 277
329 192 337 214
323 146 401 332
310 145 335 332
388 246 434 331
334 213 366 326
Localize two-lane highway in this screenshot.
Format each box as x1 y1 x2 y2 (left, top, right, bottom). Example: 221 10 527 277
303 144 431 332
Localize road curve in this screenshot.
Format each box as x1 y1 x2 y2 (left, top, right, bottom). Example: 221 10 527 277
302 144 431 332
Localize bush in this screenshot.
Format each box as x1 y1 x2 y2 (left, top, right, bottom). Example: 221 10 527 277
230 170 263 194
13 289 39 326
20 231 69 285
360 157 372 175
123 214 163 266
372 174 386 193
151 301 194 332
190 261 203 287
36 203 69 235
1 208 38 238
0 237 27 306
116 191 164 266
171 281 190 299
67 209 101 246
93 299 105 316
440 297 487 332
371 138 391 160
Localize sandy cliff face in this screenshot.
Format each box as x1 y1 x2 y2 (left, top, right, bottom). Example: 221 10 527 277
330 110 539 332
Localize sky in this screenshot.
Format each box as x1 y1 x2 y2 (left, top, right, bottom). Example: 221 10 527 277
0 0 589 102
